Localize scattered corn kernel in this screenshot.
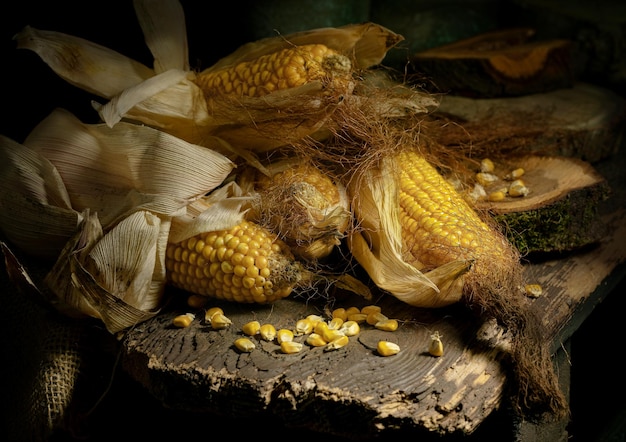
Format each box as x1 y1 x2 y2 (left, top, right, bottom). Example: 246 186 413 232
377 341 400 357
429 331 444 357
205 307 224 323
375 318 399 332
280 341 303 354
306 333 328 347
344 306 361 317
322 328 345 343
172 313 195 328
505 168 525 180
314 321 329 336
306 314 325 325
347 313 368 323
211 313 232 330
524 284 543 298
327 317 344 330
234 337 256 352
475 172 499 187
508 179 529 197
366 311 388 326
487 190 507 202
325 335 349 351
480 158 495 173
294 318 314 335
338 320 360 337
260 323 277 341
360 305 382 315
277 328 294 344
331 308 348 321
242 320 261 336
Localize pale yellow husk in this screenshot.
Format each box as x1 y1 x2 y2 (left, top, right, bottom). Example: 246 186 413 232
0 108 235 332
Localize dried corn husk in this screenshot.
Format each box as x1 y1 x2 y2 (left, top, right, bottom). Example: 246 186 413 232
14 0 403 155
0 108 235 332
347 156 471 308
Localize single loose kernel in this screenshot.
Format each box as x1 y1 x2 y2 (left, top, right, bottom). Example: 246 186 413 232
366 311 388 326
242 320 261 336
375 318 399 332
277 328 294 344
524 284 543 298
306 333 327 347
325 335 349 351
480 158 495 173
360 305 382 315
429 331 444 357
508 179 529 197
475 172 499 187
234 337 256 352
281 341 304 354
487 190 506 202
173 313 195 328
205 307 224 323
295 318 314 335
331 308 348 321
327 317 344 330
377 341 400 357
339 320 360 337
260 323 277 341
347 313 368 323
211 313 232 330
505 168 525 180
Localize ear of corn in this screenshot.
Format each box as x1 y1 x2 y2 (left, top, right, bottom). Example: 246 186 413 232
396 149 512 272
165 219 308 303
194 44 352 99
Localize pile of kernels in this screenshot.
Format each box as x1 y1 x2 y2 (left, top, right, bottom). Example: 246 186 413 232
173 303 409 356
470 158 530 202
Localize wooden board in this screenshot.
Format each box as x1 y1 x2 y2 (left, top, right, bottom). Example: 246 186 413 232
119 206 626 439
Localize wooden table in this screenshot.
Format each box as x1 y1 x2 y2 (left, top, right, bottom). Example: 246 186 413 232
118 148 626 441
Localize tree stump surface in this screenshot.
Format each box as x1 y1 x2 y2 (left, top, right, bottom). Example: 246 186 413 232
435 82 625 162
410 28 574 97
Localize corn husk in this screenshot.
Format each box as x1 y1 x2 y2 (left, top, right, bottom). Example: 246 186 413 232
14 0 403 155
0 108 235 332
348 155 471 308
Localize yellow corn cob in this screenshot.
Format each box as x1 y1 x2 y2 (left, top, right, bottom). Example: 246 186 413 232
396 149 513 272
165 220 307 303
194 44 351 98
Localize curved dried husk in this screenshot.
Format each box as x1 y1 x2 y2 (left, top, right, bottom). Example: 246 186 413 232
13 1 403 155
347 156 471 308
0 108 235 331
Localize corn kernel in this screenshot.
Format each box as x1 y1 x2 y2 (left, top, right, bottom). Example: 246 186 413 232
338 320 360 337
276 328 294 344
429 331 444 357
260 323 277 341
366 311 388 326
205 307 224 323
211 313 233 330
375 319 399 332
360 305 382 315
480 158 495 173
280 341 303 354
242 320 261 336
331 308 348 321
325 335 349 351
322 328 345 343
487 190 506 202
524 284 543 298
234 337 256 352
172 313 195 328
475 172 499 187
347 313 368 323
344 306 361 317
377 341 400 357
505 168 525 180
327 317 344 330
294 318 314 335
306 333 328 347
508 180 529 197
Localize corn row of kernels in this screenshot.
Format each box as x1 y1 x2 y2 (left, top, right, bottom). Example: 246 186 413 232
471 159 530 202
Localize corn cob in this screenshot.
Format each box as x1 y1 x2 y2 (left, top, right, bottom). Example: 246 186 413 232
248 160 351 261
396 149 513 273
194 44 351 98
165 220 308 303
